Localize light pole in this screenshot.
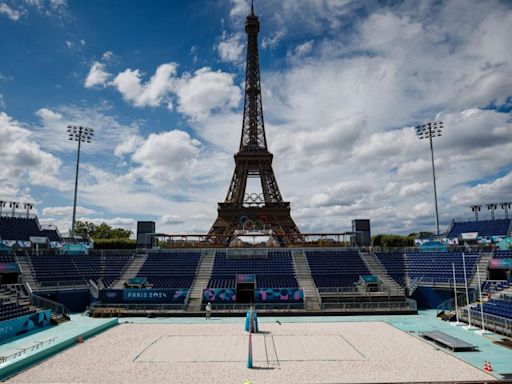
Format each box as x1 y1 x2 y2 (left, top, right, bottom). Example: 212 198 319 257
23 202 34 219
67 125 94 237
487 203 497 220
470 205 481 222
9 201 19 217
501 202 511 219
416 120 443 236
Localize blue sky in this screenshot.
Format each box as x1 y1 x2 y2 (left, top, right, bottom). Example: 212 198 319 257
1 0 511 236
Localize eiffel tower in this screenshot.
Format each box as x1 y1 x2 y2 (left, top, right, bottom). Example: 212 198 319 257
208 4 301 244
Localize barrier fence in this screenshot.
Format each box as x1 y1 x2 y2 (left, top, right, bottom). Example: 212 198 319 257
321 299 416 312
0 337 56 364
459 308 512 337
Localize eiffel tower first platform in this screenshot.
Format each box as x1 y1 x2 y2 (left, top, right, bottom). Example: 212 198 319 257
208 5 301 245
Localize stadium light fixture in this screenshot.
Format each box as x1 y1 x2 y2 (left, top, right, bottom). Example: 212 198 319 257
9 201 19 217
500 202 511 219
486 203 497 220
67 125 94 237
415 120 443 235
470 205 481 222
23 202 34 219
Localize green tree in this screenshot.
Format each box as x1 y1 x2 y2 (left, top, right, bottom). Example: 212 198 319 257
71 220 132 240
73 221 95 238
372 234 415 247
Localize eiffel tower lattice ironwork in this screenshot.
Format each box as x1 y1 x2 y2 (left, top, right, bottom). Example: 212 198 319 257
208 5 301 244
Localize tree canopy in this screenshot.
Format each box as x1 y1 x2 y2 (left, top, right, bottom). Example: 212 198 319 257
73 221 132 240
371 234 415 247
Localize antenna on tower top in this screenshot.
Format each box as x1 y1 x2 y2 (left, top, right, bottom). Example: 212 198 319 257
251 0 254 15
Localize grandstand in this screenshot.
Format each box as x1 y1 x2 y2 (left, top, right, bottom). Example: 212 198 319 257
0 216 61 244
447 218 511 238
208 250 298 289
135 251 201 289
27 253 132 288
305 249 369 290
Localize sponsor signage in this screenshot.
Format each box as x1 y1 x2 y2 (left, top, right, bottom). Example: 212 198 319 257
0 263 19 273
0 310 51 342
100 289 188 304
29 236 48 244
489 258 512 269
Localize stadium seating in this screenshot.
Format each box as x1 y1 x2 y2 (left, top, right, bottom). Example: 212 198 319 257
0 217 42 241
73 254 132 288
494 250 512 259
304 250 369 289
0 254 16 263
0 217 62 242
481 280 510 293
136 251 202 289
208 251 298 289
406 252 480 284
475 296 512 320
0 285 37 322
375 252 406 286
29 253 132 287
447 219 511 238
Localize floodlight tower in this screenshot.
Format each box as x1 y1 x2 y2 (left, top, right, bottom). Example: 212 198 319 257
9 201 19 217
23 202 34 219
487 203 498 220
416 120 443 235
67 125 94 237
501 202 511 219
0 201 5 216
470 205 481 222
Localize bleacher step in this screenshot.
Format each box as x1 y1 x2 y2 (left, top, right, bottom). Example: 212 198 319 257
292 250 321 311
186 251 215 311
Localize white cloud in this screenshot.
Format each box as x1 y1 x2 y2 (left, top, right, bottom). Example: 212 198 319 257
287 40 313 60
34 105 140 154
216 32 245 64
0 3 22 20
176 67 241 120
229 0 249 20
84 61 111 88
0 112 64 190
261 29 286 50
452 172 512 206
42 206 94 217
112 63 178 109
399 182 431 198
130 130 201 185
114 134 143 158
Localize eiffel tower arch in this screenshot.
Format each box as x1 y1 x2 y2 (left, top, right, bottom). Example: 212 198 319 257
208 4 301 245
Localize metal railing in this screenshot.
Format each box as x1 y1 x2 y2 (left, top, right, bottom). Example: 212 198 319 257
209 303 304 311
89 279 99 299
39 280 89 289
318 287 359 294
437 289 477 315
29 293 70 315
459 308 512 337
321 300 415 311
0 337 56 364
92 303 186 311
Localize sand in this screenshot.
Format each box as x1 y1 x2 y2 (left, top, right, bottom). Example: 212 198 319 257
9 321 494 383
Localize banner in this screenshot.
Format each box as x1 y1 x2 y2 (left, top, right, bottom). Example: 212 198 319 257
203 288 236 303
0 263 19 273
236 274 256 284
255 288 304 303
0 310 51 342
489 258 512 269
100 289 188 304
